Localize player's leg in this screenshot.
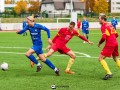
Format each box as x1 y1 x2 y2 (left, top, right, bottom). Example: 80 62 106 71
45 48 55 57
39 54 60 76
25 48 42 72
112 45 120 68
82 30 87 43
98 54 112 80
65 50 76 74
113 56 120 68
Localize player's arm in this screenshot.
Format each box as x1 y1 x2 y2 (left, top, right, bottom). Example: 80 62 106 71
87 21 89 28
39 24 53 45
98 29 106 47
75 31 93 44
40 25 50 38
52 28 63 43
116 20 118 25
16 26 28 34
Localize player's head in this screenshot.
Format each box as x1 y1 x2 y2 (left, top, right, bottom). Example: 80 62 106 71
69 21 75 30
112 16 115 19
83 17 86 21
99 15 107 24
26 16 35 26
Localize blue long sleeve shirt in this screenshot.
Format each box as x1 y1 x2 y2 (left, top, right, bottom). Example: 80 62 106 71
18 23 50 45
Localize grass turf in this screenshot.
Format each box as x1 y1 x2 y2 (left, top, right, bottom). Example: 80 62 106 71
0 30 120 90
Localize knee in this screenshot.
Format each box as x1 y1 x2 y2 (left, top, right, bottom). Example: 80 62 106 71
25 53 29 57
71 54 76 59
98 57 102 62
47 53 52 57
39 57 46 62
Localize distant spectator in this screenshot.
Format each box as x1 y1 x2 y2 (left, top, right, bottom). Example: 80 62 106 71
82 17 89 43
111 16 118 30
77 19 81 33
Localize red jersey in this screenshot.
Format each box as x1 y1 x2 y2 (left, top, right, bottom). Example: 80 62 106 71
52 27 88 45
99 22 118 46
77 21 81 28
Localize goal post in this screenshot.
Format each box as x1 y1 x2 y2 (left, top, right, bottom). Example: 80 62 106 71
56 12 77 30
0 18 1 30
56 18 71 30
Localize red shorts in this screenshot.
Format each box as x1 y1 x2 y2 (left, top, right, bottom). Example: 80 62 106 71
52 43 70 54
77 25 80 29
101 44 119 57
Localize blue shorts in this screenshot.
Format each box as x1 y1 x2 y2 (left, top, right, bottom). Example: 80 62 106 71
31 45 43 55
82 29 89 34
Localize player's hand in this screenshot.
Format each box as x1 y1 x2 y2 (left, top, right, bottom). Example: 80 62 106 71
46 45 51 51
48 38 53 45
98 43 101 48
88 41 94 45
16 29 20 34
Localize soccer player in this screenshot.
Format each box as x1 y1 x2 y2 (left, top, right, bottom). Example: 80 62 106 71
82 17 89 43
36 21 93 74
111 16 118 30
98 15 120 80
77 19 81 33
16 16 60 75
22 21 27 36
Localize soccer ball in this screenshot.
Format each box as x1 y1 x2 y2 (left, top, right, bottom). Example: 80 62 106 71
51 84 56 89
0 62 9 71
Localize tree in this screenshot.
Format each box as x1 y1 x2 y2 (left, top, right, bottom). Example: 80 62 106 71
5 0 11 4
28 0 41 13
93 0 108 14
14 0 27 15
85 0 96 13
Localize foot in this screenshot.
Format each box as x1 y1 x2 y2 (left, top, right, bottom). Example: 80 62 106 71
36 64 42 72
36 57 39 60
83 41 88 43
55 68 60 76
103 74 113 80
65 70 75 74
30 61 34 68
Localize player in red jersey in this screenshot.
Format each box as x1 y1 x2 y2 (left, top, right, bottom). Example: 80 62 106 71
41 21 93 74
98 15 120 80
77 19 81 33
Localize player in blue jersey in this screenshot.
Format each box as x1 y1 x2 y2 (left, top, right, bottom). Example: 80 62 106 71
22 21 27 36
16 16 60 75
82 17 89 43
111 16 118 30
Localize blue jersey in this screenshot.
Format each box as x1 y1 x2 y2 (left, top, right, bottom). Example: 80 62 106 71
82 20 89 34
18 23 50 46
111 19 118 30
82 20 89 30
22 21 27 29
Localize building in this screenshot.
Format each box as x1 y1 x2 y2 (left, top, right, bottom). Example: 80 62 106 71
0 0 5 12
111 0 120 13
41 0 85 18
0 0 41 12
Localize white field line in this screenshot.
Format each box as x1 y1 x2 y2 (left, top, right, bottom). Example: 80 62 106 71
0 46 114 59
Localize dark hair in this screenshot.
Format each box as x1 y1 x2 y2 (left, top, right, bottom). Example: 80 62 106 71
70 21 75 26
100 15 107 21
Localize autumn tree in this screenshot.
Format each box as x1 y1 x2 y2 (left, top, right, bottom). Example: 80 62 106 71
28 0 41 13
85 0 96 13
5 0 12 4
93 0 108 14
14 0 27 15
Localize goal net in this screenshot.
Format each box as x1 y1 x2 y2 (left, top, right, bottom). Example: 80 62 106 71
56 18 71 30
0 18 1 30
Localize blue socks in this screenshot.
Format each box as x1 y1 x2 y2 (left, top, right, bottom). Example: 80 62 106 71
44 59 55 70
27 55 38 64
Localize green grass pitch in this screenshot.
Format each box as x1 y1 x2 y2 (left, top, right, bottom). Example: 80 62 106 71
0 30 120 90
